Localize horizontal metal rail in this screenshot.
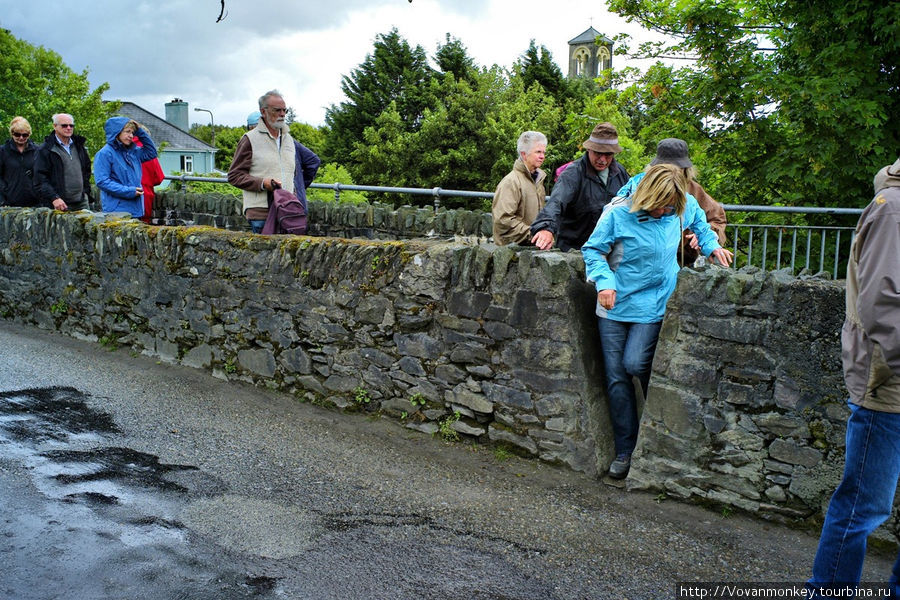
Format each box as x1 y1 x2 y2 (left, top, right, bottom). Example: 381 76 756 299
164 174 492 209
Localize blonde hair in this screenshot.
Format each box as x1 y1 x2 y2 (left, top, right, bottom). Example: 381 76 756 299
9 116 31 136
630 163 688 216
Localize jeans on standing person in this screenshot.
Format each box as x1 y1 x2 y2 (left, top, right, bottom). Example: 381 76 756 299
248 219 265 234
806 402 900 597
598 317 662 457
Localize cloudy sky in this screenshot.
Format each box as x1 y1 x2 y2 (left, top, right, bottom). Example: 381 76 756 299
3 0 665 128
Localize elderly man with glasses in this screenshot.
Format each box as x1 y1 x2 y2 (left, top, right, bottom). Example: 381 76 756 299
33 113 93 211
228 90 298 233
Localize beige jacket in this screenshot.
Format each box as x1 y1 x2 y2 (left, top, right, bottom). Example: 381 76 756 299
842 159 900 411
492 158 546 245
227 121 296 214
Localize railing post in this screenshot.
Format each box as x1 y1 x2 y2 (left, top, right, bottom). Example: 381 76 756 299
333 182 341 203
432 187 442 211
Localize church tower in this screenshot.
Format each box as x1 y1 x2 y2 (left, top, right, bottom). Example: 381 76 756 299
567 26 613 79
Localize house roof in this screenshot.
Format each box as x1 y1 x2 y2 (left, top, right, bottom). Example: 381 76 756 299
112 101 217 153
568 26 613 46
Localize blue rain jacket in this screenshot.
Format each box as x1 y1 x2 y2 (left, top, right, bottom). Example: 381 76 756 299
94 116 157 217
582 194 721 323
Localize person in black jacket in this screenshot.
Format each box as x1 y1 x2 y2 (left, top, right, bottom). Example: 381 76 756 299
33 113 92 211
0 116 40 207
530 122 629 252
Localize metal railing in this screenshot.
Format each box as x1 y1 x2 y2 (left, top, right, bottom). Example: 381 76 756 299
721 205 861 278
165 174 493 210
164 175 861 276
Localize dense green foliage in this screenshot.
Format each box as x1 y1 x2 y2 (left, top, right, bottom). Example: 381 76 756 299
0 27 112 156
306 163 368 204
606 0 900 209
323 28 437 172
322 29 607 207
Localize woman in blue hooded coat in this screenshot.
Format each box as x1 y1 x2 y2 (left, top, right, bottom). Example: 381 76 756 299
582 163 733 480
94 117 158 217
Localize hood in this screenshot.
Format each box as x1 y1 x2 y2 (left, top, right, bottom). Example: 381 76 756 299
874 158 900 193
104 116 131 146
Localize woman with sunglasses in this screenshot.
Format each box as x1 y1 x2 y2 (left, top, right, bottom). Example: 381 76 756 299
0 117 40 207
582 163 733 480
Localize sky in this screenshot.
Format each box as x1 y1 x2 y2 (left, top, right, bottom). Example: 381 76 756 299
2 0 667 129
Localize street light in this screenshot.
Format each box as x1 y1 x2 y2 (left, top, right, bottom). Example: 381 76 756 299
193 107 215 147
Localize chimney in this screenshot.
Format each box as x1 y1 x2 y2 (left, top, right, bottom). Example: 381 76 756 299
165 98 189 131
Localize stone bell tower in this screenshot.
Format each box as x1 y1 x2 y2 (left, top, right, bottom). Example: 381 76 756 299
567 26 614 79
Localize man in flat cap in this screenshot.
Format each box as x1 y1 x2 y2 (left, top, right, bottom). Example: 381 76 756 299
530 122 629 252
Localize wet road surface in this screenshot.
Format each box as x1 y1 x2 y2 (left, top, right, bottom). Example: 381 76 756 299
0 320 894 599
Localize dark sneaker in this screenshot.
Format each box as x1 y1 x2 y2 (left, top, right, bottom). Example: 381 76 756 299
608 454 631 479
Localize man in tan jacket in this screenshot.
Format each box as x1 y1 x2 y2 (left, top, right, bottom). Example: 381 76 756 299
807 158 900 596
228 90 296 233
491 131 547 246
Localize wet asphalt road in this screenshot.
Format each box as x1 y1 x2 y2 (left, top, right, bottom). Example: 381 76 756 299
0 320 895 600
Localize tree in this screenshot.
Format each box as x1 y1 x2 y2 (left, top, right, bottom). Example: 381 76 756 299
288 121 327 157
434 34 477 84
210 126 246 171
606 0 900 209
512 40 583 108
323 28 436 175
0 27 111 155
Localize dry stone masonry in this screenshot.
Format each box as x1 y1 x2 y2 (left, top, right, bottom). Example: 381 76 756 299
1 204 897 540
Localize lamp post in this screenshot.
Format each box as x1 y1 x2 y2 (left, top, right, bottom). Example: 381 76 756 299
193 107 215 147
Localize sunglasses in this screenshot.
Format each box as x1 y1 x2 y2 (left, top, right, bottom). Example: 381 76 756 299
12 132 30 138
57 123 75 128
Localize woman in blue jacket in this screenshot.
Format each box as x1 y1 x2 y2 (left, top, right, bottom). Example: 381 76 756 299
94 117 157 217
582 164 733 479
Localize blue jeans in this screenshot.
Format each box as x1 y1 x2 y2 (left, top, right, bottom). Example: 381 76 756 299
248 219 265 234
598 318 662 457
807 402 900 597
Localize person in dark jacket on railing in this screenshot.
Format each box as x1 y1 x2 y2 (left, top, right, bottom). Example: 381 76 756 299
32 113 92 211
0 117 40 207
530 122 629 252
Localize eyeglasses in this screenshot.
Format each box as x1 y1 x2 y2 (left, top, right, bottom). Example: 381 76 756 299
57 123 75 128
661 205 676 216
12 132 30 138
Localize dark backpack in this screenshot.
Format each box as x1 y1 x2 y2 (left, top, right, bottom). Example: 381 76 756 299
262 187 307 235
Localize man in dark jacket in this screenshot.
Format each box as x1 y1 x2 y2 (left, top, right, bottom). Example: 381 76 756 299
530 122 629 252
33 113 92 211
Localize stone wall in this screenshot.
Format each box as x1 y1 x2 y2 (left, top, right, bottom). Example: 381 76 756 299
0 207 609 478
2 206 896 538
151 190 492 240
628 267 884 533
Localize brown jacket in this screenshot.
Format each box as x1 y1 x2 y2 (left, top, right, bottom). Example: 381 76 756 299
842 162 900 411
492 158 546 245
681 180 727 265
